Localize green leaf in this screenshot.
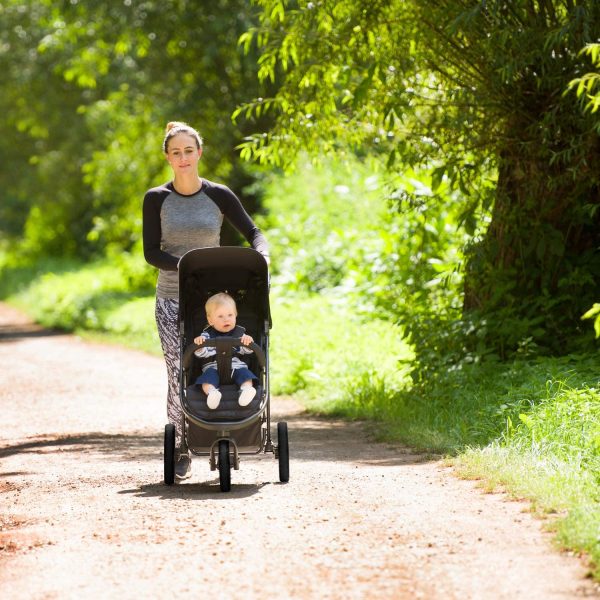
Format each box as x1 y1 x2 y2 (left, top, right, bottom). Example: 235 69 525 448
431 166 445 192
581 304 600 320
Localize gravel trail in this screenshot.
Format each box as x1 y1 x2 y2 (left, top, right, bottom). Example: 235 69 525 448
0 302 597 599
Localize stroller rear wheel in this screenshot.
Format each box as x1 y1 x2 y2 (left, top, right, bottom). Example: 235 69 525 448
164 424 176 485
277 421 289 483
218 440 231 492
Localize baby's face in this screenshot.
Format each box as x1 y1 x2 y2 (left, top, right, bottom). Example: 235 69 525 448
207 302 237 333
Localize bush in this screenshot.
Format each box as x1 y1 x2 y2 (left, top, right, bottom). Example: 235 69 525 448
0 253 160 352
269 292 413 404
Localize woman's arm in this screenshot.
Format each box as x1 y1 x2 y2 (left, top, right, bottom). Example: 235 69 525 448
203 181 270 258
142 189 179 271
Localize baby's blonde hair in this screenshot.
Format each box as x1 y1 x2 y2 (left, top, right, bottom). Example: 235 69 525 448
205 292 237 317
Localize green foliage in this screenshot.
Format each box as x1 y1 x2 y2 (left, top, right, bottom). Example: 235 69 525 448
0 254 81 299
239 0 600 356
568 44 600 340
582 303 600 338
241 0 600 188
256 155 389 294
259 153 471 311
0 0 270 260
269 293 413 403
0 1 98 257
508 379 600 470
260 154 524 375
568 43 600 118
1 253 159 352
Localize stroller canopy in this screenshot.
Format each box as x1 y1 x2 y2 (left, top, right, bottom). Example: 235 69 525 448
178 246 271 329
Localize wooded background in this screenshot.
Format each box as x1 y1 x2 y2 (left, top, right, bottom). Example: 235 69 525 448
2 0 599 363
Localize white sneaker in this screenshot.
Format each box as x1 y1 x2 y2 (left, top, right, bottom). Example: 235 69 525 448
206 388 222 409
238 386 256 407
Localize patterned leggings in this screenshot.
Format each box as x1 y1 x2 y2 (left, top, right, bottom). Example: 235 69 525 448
155 297 184 445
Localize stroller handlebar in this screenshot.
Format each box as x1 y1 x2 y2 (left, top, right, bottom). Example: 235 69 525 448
182 337 266 370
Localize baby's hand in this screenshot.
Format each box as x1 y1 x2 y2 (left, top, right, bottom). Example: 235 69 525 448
240 334 254 346
194 335 205 346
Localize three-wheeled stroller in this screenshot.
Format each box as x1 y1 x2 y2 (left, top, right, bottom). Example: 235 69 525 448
163 246 289 491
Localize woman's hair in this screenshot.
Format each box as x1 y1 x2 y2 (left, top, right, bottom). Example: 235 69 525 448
205 292 237 316
162 121 203 153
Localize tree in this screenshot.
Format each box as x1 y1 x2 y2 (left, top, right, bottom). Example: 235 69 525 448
237 0 600 354
569 42 600 338
0 1 99 256
0 0 270 258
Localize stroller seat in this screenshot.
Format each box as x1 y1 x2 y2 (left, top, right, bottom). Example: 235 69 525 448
186 383 263 421
182 330 266 423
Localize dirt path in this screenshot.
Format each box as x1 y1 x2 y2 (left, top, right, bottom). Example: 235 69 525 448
0 302 597 599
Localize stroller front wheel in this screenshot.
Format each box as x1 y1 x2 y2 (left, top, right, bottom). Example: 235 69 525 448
218 440 231 492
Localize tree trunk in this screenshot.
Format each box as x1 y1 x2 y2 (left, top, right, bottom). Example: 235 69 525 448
463 138 600 352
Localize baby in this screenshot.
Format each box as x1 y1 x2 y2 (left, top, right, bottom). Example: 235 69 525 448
193 292 257 409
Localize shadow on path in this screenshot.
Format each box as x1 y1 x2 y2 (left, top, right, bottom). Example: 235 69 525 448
0 324 66 341
119 480 274 500
0 416 435 468
0 407 436 471
281 410 437 467
0 432 161 460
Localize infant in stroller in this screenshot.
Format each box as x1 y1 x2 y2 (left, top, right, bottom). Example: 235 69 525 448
193 292 257 409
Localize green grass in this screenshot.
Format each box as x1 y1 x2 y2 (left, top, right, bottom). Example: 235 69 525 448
1 254 160 354
451 370 600 576
2 255 599 577
269 292 414 405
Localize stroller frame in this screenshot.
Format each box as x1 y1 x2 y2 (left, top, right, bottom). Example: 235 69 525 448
163 247 289 491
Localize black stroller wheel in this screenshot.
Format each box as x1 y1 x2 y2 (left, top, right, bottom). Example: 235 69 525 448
164 424 176 485
218 440 231 492
277 422 289 483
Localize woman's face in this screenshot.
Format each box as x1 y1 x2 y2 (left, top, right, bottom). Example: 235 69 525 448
165 133 202 174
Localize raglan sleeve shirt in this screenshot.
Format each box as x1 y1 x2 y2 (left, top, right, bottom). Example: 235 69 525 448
142 184 180 272
142 179 269 299
202 181 269 258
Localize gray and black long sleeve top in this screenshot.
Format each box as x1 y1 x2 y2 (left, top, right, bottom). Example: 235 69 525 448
143 178 269 299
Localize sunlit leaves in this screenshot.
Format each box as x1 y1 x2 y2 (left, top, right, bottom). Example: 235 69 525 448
581 304 600 338
239 0 600 354
567 44 600 116
0 0 270 258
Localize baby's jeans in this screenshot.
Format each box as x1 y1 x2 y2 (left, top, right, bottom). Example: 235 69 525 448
196 367 257 388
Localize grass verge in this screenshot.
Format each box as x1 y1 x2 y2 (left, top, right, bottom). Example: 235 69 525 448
323 354 600 576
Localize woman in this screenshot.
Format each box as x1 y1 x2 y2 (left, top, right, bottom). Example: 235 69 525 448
142 121 269 480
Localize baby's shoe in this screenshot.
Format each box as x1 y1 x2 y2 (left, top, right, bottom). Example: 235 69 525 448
238 386 256 407
206 388 222 409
